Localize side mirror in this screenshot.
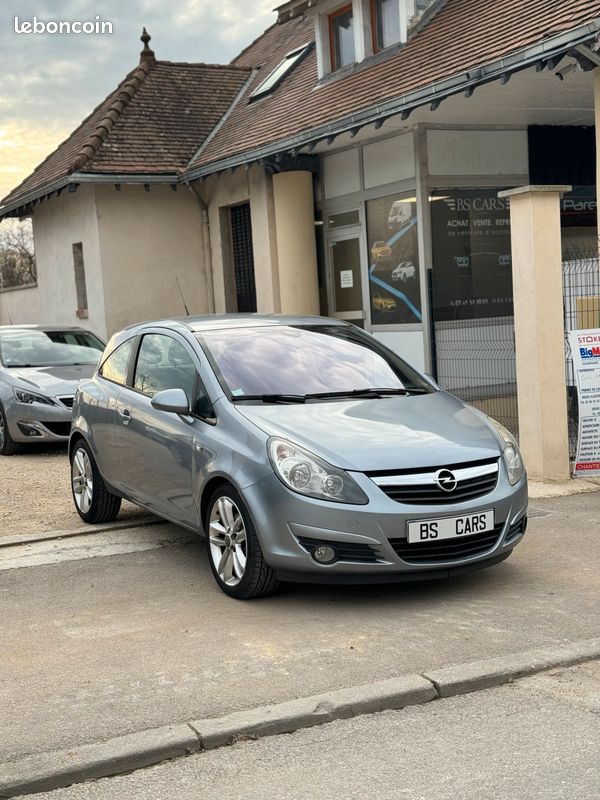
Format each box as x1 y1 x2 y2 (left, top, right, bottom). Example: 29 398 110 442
151 388 190 415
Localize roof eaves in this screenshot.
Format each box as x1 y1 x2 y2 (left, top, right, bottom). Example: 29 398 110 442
185 18 600 181
0 172 182 221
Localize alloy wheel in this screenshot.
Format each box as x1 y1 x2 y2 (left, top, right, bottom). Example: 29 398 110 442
0 412 5 450
72 447 93 514
208 496 248 587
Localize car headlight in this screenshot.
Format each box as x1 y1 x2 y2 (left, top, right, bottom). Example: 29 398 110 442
268 438 368 505
13 389 56 406
489 419 525 486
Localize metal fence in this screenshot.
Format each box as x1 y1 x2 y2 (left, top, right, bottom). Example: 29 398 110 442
562 250 600 460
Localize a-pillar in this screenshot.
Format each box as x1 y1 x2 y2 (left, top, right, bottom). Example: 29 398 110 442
272 171 320 315
498 185 572 482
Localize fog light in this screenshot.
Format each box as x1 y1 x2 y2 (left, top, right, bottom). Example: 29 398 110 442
312 545 337 564
17 423 42 437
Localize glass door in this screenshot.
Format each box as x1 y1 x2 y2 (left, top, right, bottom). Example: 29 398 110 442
327 231 367 328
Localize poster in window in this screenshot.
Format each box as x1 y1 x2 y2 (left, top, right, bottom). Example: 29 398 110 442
430 189 513 321
366 195 422 325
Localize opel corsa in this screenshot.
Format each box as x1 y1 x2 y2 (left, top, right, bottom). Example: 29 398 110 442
70 316 527 599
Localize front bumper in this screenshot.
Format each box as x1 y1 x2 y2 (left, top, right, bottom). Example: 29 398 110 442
5 396 72 443
242 468 528 583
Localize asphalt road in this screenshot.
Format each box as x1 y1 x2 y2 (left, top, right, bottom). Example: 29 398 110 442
1 492 599 764
28 661 600 800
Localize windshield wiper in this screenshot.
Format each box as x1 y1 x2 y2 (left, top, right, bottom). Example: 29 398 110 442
231 394 307 404
304 388 428 400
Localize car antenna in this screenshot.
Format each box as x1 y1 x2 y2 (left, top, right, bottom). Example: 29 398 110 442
175 277 190 316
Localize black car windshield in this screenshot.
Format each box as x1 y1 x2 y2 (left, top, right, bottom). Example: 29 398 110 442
197 325 432 400
0 330 105 368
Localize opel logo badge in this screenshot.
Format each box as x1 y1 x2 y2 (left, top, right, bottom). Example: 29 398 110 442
436 469 458 493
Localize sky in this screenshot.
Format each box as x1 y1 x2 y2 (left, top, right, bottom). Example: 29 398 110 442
0 0 276 201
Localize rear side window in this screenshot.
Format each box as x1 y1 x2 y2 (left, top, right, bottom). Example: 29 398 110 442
133 334 197 401
99 339 134 386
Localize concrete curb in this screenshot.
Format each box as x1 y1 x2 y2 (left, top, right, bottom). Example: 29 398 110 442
423 636 600 697
0 517 161 550
189 674 435 749
2 638 600 798
0 725 199 799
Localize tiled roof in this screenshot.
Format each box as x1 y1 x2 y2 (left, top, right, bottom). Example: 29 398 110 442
1 54 251 208
189 0 600 170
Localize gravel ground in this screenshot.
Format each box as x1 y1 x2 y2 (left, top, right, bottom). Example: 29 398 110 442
0 445 148 536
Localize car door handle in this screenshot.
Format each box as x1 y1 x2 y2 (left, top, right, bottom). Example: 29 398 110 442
119 409 131 425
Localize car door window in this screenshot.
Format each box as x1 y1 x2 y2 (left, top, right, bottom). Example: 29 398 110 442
99 339 135 385
133 333 216 418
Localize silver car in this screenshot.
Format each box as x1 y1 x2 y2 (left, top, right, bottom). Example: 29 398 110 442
0 325 105 455
70 315 527 599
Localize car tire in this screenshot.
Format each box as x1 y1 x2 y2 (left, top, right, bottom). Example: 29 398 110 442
205 484 279 600
0 403 20 456
70 439 121 524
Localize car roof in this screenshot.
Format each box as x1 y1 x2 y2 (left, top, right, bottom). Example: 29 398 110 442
122 314 349 335
0 325 94 333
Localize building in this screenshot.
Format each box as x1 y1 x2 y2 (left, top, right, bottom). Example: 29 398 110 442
2 0 600 435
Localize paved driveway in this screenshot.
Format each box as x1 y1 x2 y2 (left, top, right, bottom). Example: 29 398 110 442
1 491 599 763
0 447 147 536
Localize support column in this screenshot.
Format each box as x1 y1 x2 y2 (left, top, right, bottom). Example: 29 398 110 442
498 185 571 482
272 171 320 315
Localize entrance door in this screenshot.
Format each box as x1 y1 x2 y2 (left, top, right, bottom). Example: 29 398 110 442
327 232 367 328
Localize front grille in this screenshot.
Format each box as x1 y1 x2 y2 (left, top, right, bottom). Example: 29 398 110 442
42 421 72 437
368 459 499 505
296 536 382 564
58 396 75 409
389 523 504 565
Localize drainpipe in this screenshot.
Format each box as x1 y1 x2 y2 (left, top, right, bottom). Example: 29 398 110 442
188 182 215 314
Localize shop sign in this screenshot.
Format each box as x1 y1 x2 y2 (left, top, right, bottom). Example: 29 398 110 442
568 328 600 477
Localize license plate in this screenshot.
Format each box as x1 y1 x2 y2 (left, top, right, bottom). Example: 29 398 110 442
407 510 494 544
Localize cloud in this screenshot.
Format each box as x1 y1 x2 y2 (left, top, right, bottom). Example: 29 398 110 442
0 1 276 198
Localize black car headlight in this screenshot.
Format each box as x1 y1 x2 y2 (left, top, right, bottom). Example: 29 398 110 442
268 437 368 505
13 389 56 406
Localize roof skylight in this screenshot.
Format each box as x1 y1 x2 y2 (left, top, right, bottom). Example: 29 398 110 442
250 43 312 101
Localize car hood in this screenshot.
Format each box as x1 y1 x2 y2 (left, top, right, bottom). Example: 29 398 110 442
6 365 97 397
236 391 503 472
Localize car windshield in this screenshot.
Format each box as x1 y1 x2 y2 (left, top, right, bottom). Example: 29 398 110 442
197 324 432 400
0 330 105 368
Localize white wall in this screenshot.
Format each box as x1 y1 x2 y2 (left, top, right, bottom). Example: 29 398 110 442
427 129 529 176
373 330 426 372
201 166 281 313
322 149 361 199
95 184 209 336
1 186 108 339
363 133 415 189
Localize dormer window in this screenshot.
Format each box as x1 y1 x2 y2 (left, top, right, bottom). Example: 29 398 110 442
250 43 312 100
315 0 441 79
329 5 356 70
371 0 401 52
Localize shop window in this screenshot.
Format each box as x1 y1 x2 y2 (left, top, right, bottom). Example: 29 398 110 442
327 209 360 229
430 188 513 322
366 194 422 325
329 5 356 70
371 0 401 52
